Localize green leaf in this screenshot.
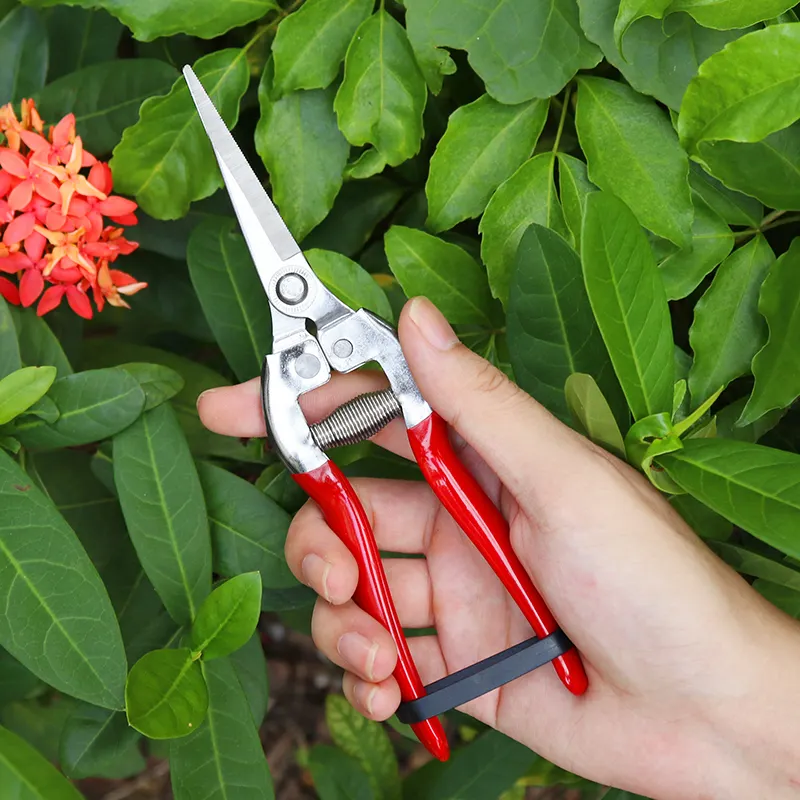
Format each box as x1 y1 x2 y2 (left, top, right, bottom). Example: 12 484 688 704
37 59 177 156
688 236 774 407
197 461 296 591
117 363 184 411
307 745 373 800
688 163 762 228
697 123 800 211
479 152 568 305
715 397 785 443
189 573 262 661
0 367 56 426
12 368 145 450
670 493 733 541
306 248 395 322
0 450 127 709
576 76 692 247
125 648 208 739
325 694 399 800
656 195 734 301
19 397 58 424
7 307 72 377
170 658 274 799
334 10 426 167
114 403 212 625
754 580 800 619
272 0 373 95
658 438 800 559
229 634 269 726
0 298 21 381
0 648 43 707
404 0 600 104
187 218 273 383
44 7 122 81
384 227 496 327
668 0 797 30
256 78 349 242
581 192 675 420
0 724 83 799
740 238 800 425
678 25 800 156
613 0 671 54
708 542 800 591
345 148 387 180
0 6 47 105
59 704 140 779
425 94 548 233
564 373 626 456
507 225 623 426
557 153 597 252
403 730 537 800
111 48 249 219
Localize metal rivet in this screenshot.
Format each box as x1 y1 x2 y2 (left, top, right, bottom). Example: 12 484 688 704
295 353 320 379
332 339 354 358
277 273 307 305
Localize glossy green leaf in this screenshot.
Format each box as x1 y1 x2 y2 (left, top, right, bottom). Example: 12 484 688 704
425 95 548 233
111 48 249 219
345 148 387 180
197 461 296 591
404 0 600 104
306 248 394 322
557 153 597 252
656 195 734 300
576 76 692 247
325 694 399 800
334 10 426 167
37 59 177 156
581 192 675 420
678 25 800 156
189 573 262 661
740 238 800 425
45 7 122 80
0 648 42 707
688 236 774 407
715 397 785 443
564 373 626 456
688 163 762 228
7 307 71 377
117 363 184 411
125 648 207 739
0 367 56 426
670 494 733 541
0 724 83 799
187 217 273 383
13 368 144 450
659 438 800 559
614 0 671 54
170 658 274 799
115 576 178 666
384 226 496 327
114 403 212 625
59 704 140 779
697 123 800 211
272 0 373 95
0 7 47 105
0 450 127 709
307 745 372 800
669 0 797 29
0 299 20 381
256 77 349 241
480 153 568 305
709 542 800 591
507 225 622 426
229 634 269 726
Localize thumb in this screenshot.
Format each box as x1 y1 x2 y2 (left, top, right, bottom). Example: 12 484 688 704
398 297 592 501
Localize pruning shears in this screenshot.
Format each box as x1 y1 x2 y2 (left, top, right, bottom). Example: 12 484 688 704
184 65 587 762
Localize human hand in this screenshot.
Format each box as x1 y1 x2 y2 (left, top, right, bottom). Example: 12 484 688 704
199 297 800 799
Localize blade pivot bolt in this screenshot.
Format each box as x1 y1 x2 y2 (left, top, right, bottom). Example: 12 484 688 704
295 353 321 379
277 273 308 305
333 339 354 358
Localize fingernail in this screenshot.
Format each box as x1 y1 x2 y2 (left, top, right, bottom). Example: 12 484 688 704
196 388 219 406
408 297 458 351
338 632 380 681
355 681 378 716
301 554 332 603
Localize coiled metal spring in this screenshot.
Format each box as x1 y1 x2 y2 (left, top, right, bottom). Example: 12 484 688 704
310 388 401 451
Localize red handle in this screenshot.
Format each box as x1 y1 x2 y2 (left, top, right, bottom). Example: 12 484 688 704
294 460 450 761
407 412 588 696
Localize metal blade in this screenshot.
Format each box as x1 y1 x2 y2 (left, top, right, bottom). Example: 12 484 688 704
182 64 300 289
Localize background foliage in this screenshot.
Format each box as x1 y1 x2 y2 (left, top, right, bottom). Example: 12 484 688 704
1 0 800 798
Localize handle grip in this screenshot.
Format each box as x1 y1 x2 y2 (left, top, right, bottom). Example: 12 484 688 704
407 412 588 696
294 460 450 761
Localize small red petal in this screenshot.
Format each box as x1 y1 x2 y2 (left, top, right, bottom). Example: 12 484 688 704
0 276 20 305
0 171 11 197
69 197 90 216
3 212 36 246
81 150 97 168
24 230 46 262
0 253 32 274
49 264 82 283
86 210 103 241
0 199 12 224
51 114 75 148
82 242 113 258
33 177 61 206
95 196 137 216
19 130 51 155
45 208 67 231
110 212 138 227
108 269 138 286
66 284 92 319
8 180 33 212
20 267 44 306
37 284 66 316
0 149 29 179
88 162 113 194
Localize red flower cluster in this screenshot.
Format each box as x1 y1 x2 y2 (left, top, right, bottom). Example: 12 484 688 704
0 99 146 319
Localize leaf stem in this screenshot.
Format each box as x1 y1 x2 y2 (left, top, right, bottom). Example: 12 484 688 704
552 85 572 155
735 213 800 243
245 0 304 51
